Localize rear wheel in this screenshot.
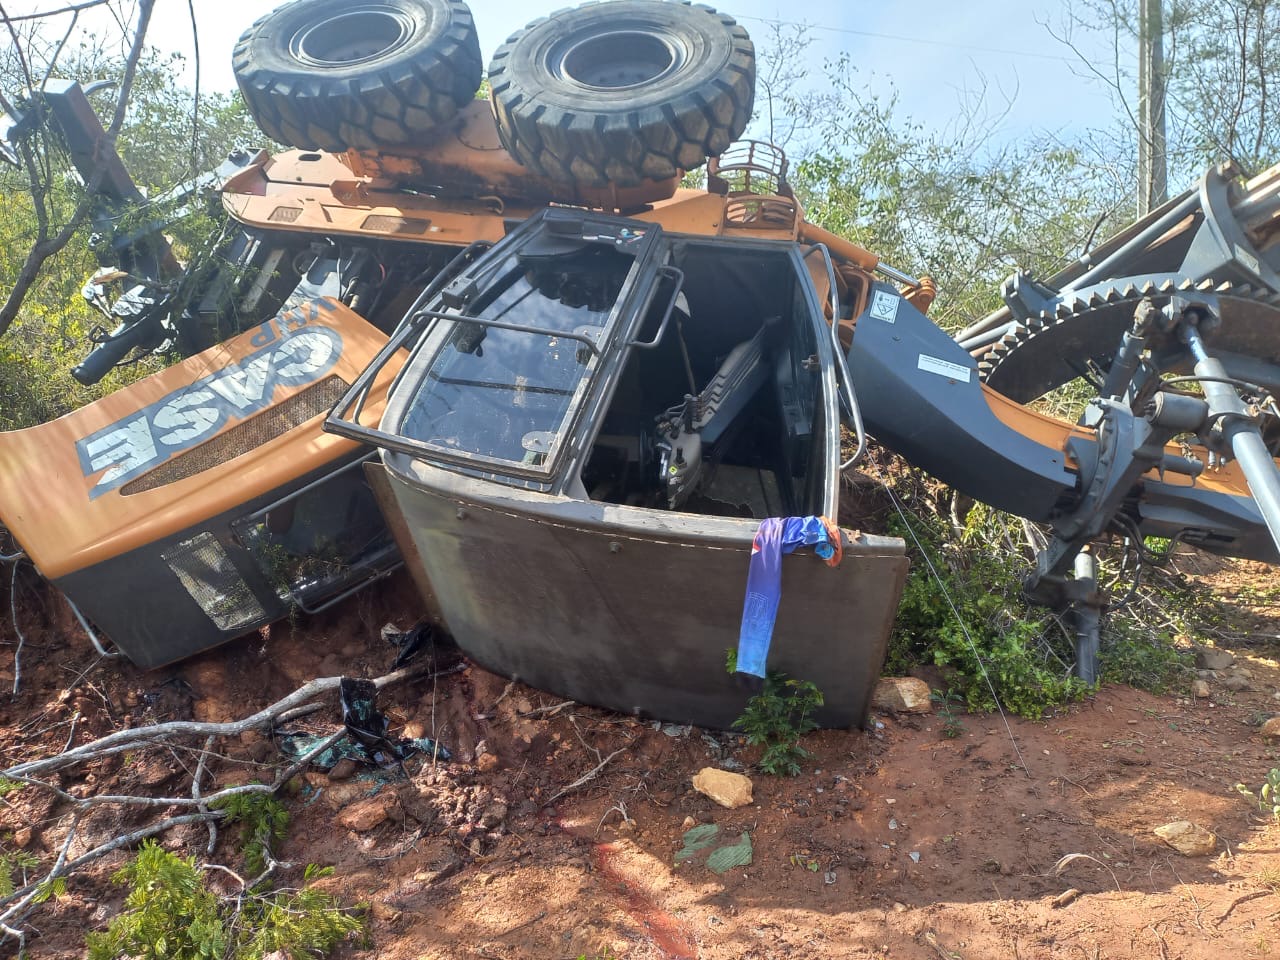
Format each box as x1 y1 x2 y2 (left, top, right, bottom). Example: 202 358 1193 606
488 1 755 187
233 0 482 151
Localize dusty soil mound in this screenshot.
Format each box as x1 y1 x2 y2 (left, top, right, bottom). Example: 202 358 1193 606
0 566 1277 959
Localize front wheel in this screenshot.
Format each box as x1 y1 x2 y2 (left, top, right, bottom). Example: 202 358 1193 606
488 0 755 187
233 0 483 151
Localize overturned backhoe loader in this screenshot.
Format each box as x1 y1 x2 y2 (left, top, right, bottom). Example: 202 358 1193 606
2 0 1280 729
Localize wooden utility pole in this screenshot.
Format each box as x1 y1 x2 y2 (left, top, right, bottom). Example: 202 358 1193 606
1137 0 1168 216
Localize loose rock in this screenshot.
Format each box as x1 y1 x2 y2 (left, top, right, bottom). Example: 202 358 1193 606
1222 674 1251 693
1051 888 1081 909
1153 820 1216 856
871 677 932 714
1191 679 1211 699
415 854 464 885
396 783 439 826
1260 716 1280 740
371 901 401 923
479 802 509 830
324 782 366 807
1194 647 1235 672
338 797 389 832
327 758 358 781
692 767 754 809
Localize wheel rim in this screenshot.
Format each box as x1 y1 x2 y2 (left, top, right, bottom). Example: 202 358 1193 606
554 30 682 89
290 6 418 68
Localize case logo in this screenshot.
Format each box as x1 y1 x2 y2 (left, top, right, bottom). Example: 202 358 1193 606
76 311 342 499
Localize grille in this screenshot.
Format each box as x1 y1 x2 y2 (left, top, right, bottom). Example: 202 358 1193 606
122 376 349 495
268 206 303 223
361 214 429 235
162 533 266 631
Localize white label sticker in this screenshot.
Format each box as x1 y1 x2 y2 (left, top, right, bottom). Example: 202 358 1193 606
918 354 972 382
869 290 900 323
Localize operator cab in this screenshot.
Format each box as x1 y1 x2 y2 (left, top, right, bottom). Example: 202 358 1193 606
327 207 902 731
343 207 838 521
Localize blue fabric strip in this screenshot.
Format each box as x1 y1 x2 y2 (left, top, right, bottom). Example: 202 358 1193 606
735 516 834 679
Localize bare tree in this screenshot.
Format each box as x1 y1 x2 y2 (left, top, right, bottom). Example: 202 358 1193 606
1050 0 1280 191
0 0 155 340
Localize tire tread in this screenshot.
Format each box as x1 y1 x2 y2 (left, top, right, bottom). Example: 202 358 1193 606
488 0 755 187
234 0 483 151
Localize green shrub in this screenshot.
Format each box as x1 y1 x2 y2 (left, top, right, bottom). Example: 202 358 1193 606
85 842 228 960
85 842 361 960
1099 622 1194 693
885 485 1215 716
212 791 289 881
887 504 1086 719
0 850 40 898
1236 768 1280 823
728 651 824 776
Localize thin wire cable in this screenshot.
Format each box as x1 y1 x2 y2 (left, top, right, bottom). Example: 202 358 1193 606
737 14 1077 64
882 482 1031 778
186 0 201 178
9 561 24 698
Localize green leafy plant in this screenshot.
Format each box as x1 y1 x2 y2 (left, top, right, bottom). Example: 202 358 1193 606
85 842 361 960
930 689 966 738
727 651 824 777
1098 624 1194 693
1236 768 1280 823
789 852 821 872
0 850 40 898
212 790 289 880
238 864 365 958
86 842 227 960
887 504 1087 719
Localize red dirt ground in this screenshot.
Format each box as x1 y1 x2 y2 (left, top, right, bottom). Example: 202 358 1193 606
0 560 1278 960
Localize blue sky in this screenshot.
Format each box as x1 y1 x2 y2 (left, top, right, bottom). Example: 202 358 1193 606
11 0 1122 146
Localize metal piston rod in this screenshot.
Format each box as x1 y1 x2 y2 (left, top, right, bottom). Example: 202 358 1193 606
1181 319 1280 554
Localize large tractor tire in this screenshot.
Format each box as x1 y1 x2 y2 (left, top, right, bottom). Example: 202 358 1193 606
233 0 482 152
488 1 754 188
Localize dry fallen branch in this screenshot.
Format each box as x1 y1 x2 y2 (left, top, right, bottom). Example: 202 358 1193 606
0 727 347 931
0 662 444 944
924 930 964 960
546 746 630 804
519 700 575 719
1214 888 1271 927
1050 852 1121 892
4 663 432 780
